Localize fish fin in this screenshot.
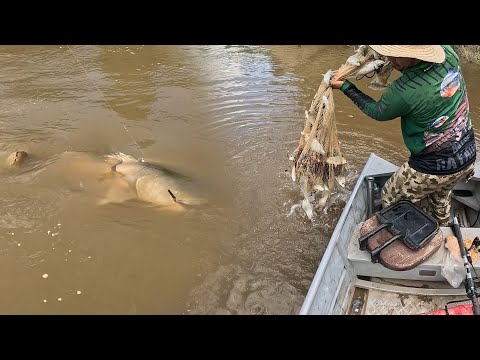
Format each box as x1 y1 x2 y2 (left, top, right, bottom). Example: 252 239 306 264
96 176 137 206
104 152 138 165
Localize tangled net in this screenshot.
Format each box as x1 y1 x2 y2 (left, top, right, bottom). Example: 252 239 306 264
290 45 393 218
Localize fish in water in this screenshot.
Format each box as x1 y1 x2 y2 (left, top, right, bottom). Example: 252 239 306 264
104 153 207 210
5 150 29 167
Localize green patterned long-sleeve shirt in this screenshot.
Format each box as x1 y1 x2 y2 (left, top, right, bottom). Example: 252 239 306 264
341 45 476 175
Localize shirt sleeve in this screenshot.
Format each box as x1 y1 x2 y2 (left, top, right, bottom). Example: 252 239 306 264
340 80 409 121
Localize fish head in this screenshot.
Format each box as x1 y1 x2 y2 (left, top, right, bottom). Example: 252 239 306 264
111 161 145 186
6 150 29 166
372 60 386 71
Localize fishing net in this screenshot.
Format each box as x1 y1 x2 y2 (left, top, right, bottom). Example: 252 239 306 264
290 45 393 218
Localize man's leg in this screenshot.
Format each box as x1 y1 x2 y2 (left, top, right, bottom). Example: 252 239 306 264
381 161 424 207
382 161 475 225
427 162 475 225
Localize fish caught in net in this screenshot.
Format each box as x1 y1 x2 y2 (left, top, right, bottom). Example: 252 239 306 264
289 45 393 220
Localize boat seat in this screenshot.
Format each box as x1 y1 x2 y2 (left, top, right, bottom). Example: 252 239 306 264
348 224 480 282
358 214 443 270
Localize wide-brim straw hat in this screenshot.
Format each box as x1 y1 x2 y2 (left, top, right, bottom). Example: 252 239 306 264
368 45 445 63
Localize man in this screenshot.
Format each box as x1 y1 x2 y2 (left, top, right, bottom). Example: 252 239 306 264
330 45 476 225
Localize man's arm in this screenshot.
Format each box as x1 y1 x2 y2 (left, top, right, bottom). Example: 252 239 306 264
338 80 409 121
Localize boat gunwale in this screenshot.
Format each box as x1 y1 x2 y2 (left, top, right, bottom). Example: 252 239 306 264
300 153 385 314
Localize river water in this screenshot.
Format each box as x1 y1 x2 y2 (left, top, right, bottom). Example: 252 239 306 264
0 45 478 314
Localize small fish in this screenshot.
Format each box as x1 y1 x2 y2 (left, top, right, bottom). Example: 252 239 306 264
301 198 314 221
356 45 369 57
313 183 329 192
299 176 312 201
356 60 385 76
287 203 302 217
326 156 347 166
323 70 334 85
367 82 390 91
346 54 361 66
317 191 330 208
368 61 393 90
305 109 315 125
310 139 326 155
372 49 383 60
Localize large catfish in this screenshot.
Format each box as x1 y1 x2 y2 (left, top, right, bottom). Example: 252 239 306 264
104 153 207 210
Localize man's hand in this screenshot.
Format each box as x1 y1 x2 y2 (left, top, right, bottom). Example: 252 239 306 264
330 75 345 89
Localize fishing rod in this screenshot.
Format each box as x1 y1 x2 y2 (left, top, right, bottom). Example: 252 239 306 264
451 216 480 315
66 45 146 161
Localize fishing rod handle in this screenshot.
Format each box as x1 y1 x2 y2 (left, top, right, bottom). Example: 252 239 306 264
452 217 480 315
452 216 469 259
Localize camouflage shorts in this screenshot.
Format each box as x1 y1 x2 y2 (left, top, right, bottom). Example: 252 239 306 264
381 161 475 226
